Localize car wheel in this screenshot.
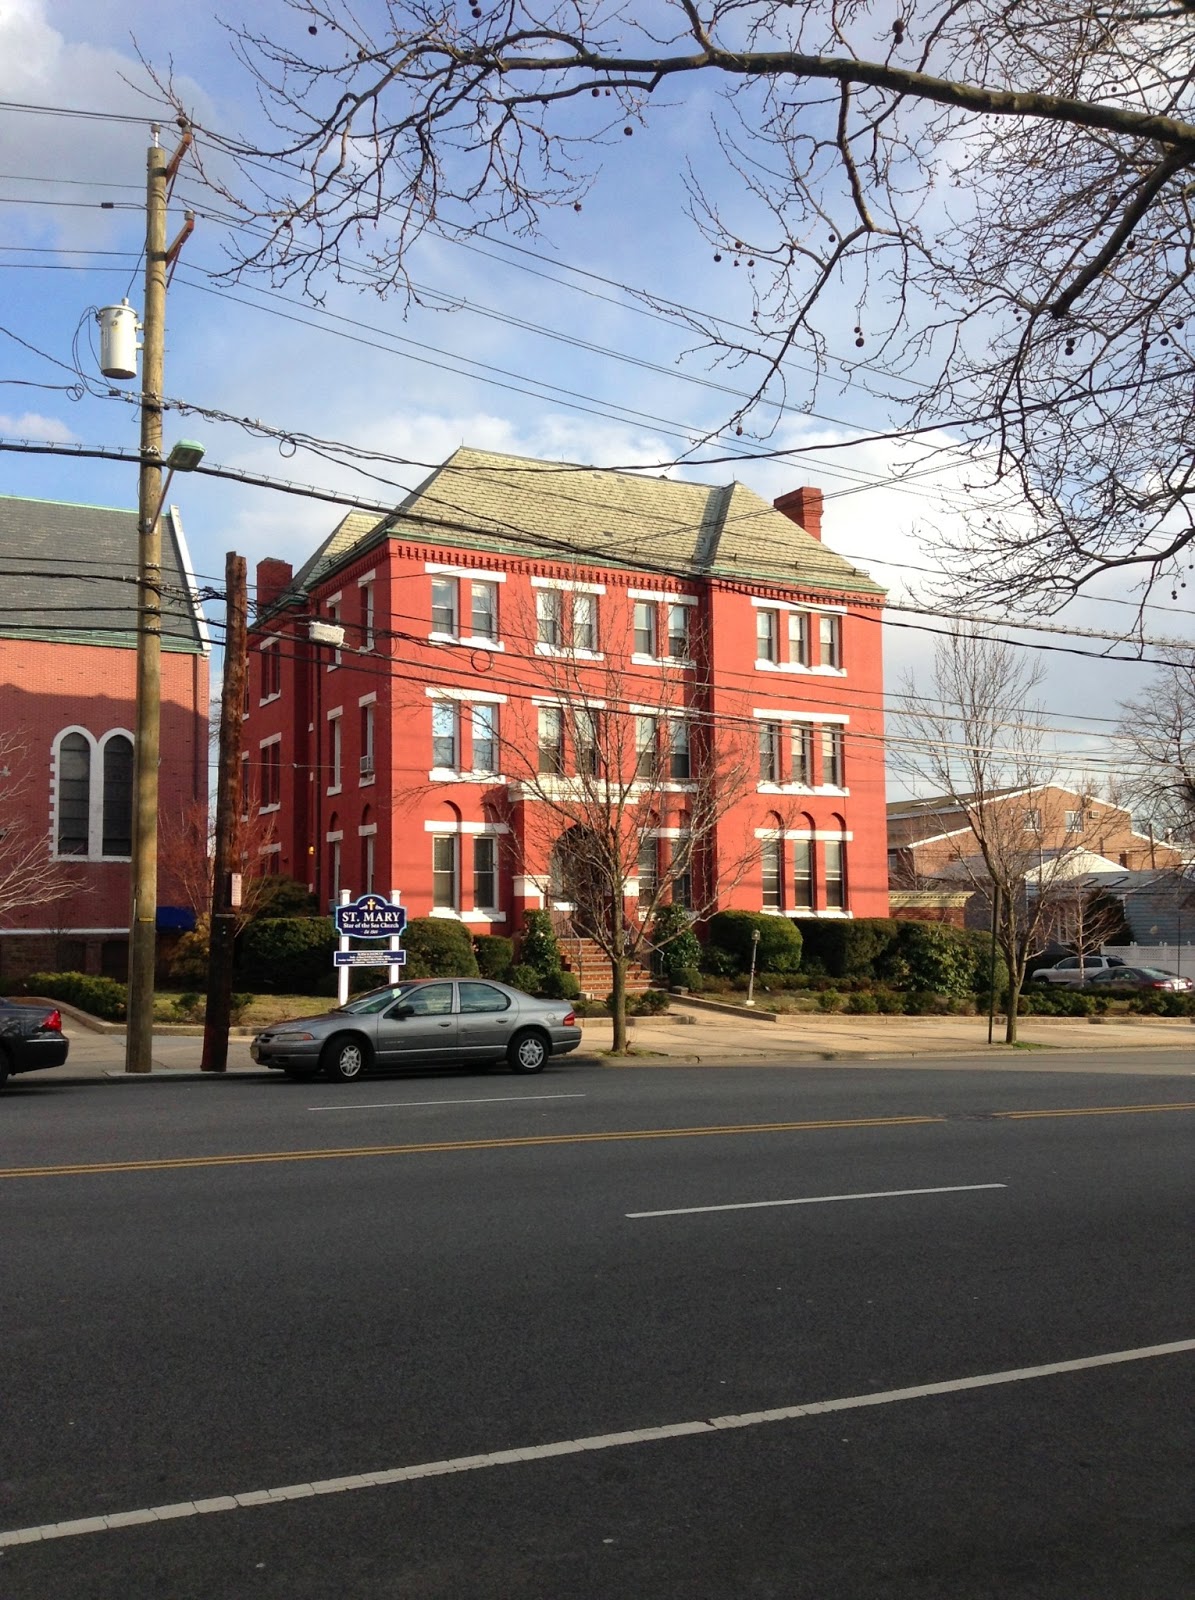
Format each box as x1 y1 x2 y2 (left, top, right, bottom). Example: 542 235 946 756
508 1029 548 1074
321 1034 371 1082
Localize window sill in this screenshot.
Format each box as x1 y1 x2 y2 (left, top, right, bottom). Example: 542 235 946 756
358 775 376 787
754 660 846 676
459 909 506 923
631 653 692 669
535 642 604 661
259 803 281 815
326 785 342 797
429 769 507 783
430 631 505 652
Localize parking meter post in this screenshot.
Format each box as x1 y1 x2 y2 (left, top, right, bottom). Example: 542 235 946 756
337 888 351 1006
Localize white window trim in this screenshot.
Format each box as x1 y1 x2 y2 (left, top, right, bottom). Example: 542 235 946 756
754 827 854 841
631 652 693 669
258 635 283 706
752 708 850 725
325 829 344 843
530 575 605 594
429 768 509 784
755 659 846 678
535 642 604 661
425 562 507 582
531 694 607 709
358 822 378 836
758 782 850 797
422 819 510 835
426 686 507 704
358 691 377 707
258 732 282 814
326 708 343 796
628 588 698 606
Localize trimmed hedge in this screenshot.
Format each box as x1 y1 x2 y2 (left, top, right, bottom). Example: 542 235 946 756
473 934 514 979
401 918 479 978
240 918 337 992
796 918 899 980
707 911 802 973
25 971 127 1021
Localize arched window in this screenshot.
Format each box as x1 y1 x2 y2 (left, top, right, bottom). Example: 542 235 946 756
101 734 134 857
57 732 91 856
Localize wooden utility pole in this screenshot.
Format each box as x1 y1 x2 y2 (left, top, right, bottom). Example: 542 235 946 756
125 133 169 1075
202 553 248 1072
124 123 194 1075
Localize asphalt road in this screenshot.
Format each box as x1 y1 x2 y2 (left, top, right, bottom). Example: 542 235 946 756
2 1057 1192 1598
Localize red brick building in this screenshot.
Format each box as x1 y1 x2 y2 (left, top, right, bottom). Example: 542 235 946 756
244 448 888 939
0 495 210 981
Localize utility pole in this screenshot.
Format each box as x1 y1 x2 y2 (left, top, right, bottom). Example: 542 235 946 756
124 123 194 1075
125 132 170 1075
202 553 248 1072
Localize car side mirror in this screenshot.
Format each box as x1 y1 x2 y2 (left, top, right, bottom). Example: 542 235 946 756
388 1002 416 1020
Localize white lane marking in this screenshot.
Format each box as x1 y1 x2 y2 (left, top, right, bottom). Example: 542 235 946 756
626 1182 1007 1219
306 1093 587 1112
2 1339 1190 1549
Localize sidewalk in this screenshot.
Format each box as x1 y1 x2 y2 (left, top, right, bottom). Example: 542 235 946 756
26 998 1195 1083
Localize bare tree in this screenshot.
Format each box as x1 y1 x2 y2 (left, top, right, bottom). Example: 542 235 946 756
165 2 1195 609
0 733 80 922
497 603 761 1051
894 627 1103 1040
157 792 280 936
1116 650 1195 842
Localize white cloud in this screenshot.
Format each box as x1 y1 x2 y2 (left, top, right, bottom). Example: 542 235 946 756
0 410 76 441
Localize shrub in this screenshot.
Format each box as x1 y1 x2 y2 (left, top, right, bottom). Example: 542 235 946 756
845 990 880 1014
816 987 844 1013
519 910 561 977
699 943 740 978
473 934 515 979
169 928 210 986
401 918 479 978
649 904 702 983
246 876 318 920
230 993 252 1024
887 922 981 998
606 987 671 1016
540 968 581 1001
707 911 802 974
172 992 203 1022
507 963 542 995
26 971 127 1021
798 918 899 980
240 918 336 992
673 965 701 992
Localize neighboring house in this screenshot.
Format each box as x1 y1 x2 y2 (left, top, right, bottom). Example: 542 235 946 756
243 447 888 935
0 495 210 982
889 786 1182 881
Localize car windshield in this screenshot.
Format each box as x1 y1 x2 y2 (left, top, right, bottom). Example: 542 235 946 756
1135 968 1173 979
338 985 418 1015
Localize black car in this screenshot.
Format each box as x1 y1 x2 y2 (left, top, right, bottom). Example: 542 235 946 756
0 998 70 1088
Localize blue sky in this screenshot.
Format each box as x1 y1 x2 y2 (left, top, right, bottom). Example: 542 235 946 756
1 0 1186 801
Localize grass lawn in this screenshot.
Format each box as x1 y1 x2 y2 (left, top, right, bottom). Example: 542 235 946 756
153 992 338 1028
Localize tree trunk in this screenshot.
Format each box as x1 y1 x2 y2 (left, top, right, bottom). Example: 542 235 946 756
1004 972 1021 1044
609 955 629 1054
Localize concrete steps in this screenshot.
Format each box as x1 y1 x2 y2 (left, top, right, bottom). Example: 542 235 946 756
557 936 655 997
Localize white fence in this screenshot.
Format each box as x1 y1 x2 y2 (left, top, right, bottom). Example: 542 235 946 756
1104 944 1195 977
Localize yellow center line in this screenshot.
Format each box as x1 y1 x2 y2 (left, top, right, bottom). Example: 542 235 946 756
2 1101 1191 1181
995 1102 1195 1120
0 1114 940 1179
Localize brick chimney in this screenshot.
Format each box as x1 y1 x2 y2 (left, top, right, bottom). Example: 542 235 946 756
773 486 823 542
256 558 294 611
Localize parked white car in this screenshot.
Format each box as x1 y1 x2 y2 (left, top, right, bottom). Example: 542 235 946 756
1031 955 1128 987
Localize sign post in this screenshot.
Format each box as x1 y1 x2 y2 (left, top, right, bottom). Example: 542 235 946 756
332 891 408 1001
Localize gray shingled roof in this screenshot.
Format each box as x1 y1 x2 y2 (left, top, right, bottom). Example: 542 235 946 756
280 447 884 601
0 495 208 654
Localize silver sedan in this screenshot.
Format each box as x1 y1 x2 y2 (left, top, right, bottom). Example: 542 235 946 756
250 977 583 1082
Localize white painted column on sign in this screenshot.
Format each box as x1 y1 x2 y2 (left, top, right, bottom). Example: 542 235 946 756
337 888 351 1007
388 887 403 985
